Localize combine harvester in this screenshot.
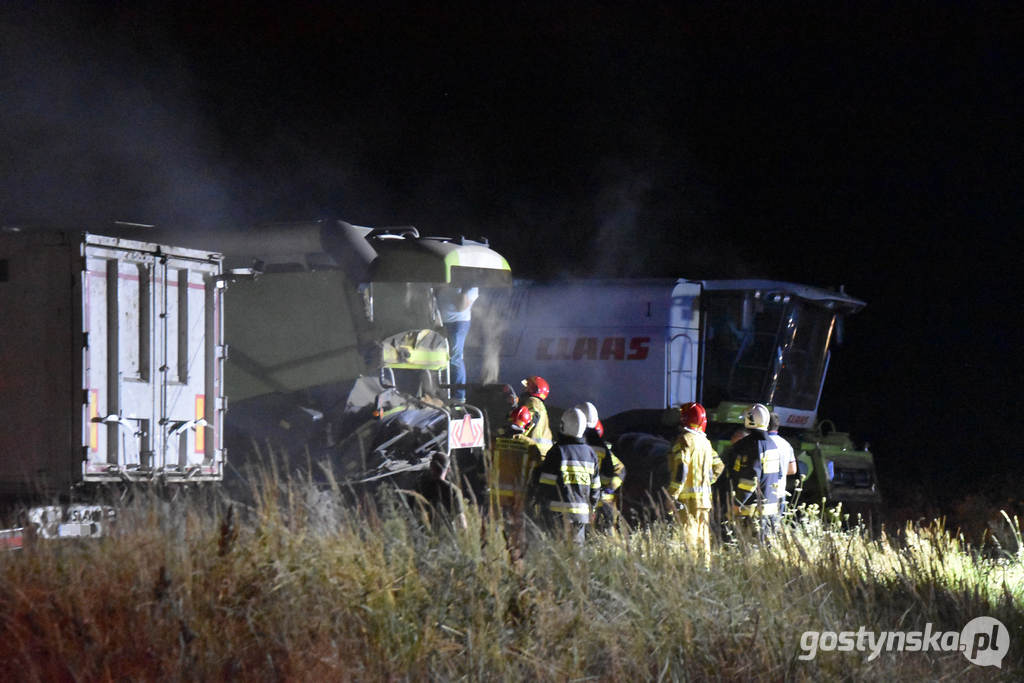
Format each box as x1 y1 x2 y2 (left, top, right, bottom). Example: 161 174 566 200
171 220 511 499
467 279 881 519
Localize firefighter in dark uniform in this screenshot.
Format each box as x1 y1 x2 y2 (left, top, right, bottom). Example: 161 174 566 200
532 407 601 545
729 403 784 540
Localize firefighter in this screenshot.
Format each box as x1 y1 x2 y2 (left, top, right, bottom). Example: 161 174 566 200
517 376 553 456
574 402 626 529
532 407 601 545
491 405 545 511
767 411 798 514
495 404 533 439
665 402 724 564
510 404 545 474
730 403 784 539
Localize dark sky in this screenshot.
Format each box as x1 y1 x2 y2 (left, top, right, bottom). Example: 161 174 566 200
2 3 1021 505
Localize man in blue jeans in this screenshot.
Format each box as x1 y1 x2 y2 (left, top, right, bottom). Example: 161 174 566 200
437 285 479 401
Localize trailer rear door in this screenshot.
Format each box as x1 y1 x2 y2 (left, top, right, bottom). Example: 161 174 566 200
82 235 223 482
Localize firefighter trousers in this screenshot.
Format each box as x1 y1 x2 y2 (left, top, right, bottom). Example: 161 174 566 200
680 507 712 567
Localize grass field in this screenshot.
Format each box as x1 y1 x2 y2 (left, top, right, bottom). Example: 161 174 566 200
1 478 1021 681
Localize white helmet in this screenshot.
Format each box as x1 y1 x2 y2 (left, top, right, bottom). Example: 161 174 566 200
744 403 770 430
573 402 599 430
560 408 587 438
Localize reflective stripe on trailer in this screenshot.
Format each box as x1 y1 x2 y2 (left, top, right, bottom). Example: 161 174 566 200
195 394 205 452
89 390 99 451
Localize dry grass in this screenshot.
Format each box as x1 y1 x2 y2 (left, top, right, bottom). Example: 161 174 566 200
1 479 1021 681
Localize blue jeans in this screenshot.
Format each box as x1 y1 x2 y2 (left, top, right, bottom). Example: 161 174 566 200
445 320 471 400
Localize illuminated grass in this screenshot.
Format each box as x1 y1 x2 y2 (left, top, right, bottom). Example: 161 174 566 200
0 484 1020 681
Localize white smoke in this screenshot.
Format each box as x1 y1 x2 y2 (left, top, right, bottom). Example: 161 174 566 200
473 292 513 385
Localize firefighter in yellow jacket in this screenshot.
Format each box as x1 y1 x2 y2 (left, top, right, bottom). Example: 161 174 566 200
491 405 544 511
518 376 553 456
666 402 724 564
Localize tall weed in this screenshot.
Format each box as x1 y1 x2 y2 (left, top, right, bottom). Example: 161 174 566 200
1 480 1020 681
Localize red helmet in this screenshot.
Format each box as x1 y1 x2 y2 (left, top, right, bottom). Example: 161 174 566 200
679 402 707 432
509 405 533 431
594 419 605 439
521 376 550 401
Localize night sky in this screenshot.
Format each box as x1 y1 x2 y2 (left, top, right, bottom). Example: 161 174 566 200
2 3 1021 510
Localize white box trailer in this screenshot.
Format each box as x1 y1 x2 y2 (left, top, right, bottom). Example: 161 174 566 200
0 230 225 504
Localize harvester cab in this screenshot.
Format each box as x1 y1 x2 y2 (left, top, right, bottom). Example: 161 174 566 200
700 282 882 513
699 281 864 429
